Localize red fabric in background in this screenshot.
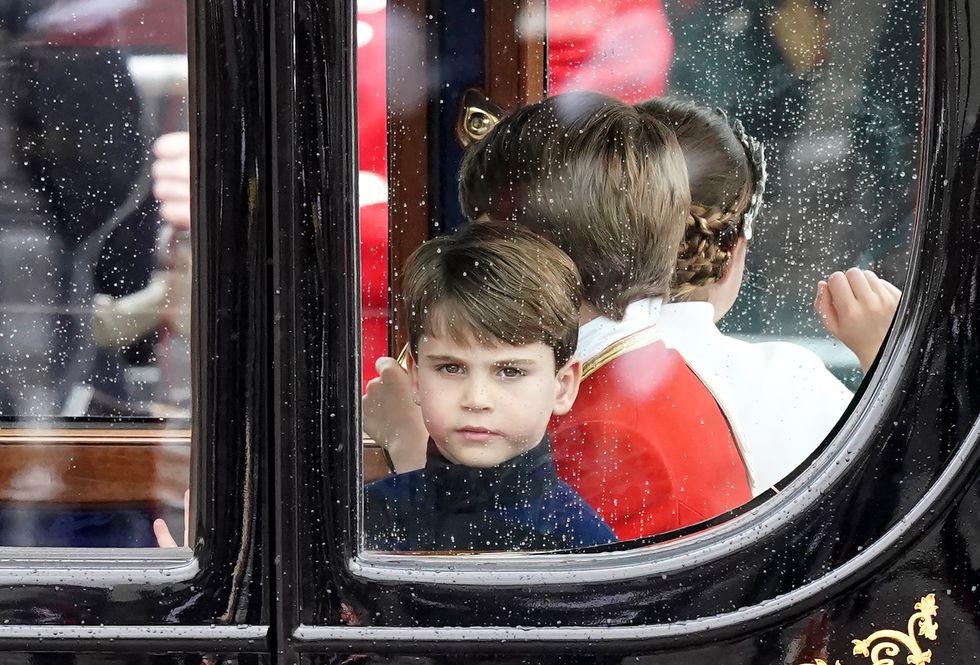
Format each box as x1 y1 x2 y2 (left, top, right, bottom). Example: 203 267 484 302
359 199 390 391
357 5 390 390
36 0 187 50
548 0 672 102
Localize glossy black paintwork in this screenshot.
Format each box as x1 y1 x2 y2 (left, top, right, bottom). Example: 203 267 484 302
281 0 980 661
269 0 360 651
0 0 977 662
0 0 270 651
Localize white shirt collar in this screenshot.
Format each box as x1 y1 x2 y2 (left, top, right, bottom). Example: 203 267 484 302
659 300 717 327
575 297 662 365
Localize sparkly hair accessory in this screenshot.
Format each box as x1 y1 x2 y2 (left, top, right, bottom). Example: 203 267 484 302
716 109 767 240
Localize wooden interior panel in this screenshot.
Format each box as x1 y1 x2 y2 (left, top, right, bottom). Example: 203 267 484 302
485 0 547 111
0 429 190 505
363 439 392 483
374 1 548 480
0 427 390 504
387 0 431 354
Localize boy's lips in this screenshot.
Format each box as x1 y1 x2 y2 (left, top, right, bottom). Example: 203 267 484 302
456 426 500 442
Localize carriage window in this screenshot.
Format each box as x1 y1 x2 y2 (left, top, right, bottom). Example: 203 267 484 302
0 3 191 548
360 0 922 553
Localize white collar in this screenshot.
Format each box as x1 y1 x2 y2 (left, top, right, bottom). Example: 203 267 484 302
575 297 662 364
659 300 718 326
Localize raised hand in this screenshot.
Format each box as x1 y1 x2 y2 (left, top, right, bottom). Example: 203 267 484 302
815 268 902 374
151 132 192 230
362 356 428 473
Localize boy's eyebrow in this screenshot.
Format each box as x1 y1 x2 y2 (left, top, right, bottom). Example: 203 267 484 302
491 358 537 366
422 354 538 366
422 354 466 363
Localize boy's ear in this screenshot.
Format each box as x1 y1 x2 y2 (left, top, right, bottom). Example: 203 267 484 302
552 357 582 416
406 352 421 403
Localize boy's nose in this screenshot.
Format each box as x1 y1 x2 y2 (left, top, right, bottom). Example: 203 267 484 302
460 378 493 411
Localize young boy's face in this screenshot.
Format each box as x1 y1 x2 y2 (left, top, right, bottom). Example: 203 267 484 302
409 329 581 468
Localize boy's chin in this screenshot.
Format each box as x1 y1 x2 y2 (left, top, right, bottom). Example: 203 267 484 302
440 445 510 468
436 437 541 468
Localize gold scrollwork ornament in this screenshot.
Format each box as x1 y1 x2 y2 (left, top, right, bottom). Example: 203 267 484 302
801 594 939 665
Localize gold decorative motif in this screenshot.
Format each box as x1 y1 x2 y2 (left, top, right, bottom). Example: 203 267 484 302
462 104 502 142
800 594 939 665
454 89 506 148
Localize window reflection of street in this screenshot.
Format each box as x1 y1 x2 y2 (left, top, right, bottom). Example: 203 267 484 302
0 0 192 548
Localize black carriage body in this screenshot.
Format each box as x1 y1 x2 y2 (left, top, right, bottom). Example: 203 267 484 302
0 0 978 663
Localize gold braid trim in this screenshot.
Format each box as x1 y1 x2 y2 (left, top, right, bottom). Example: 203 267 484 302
581 326 661 381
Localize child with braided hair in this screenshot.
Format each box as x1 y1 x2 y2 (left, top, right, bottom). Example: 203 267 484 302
635 98 901 493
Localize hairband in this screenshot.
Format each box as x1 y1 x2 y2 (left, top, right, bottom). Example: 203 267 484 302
716 109 767 240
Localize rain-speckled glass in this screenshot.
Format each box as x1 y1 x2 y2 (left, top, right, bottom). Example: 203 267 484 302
0 0 191 548
360 0 923 553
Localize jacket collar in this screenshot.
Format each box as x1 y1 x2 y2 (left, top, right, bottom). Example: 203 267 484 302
576 296 662 365
424 435 557 508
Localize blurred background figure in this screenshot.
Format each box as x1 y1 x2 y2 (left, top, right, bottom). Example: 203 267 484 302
0 0 190 419
93 131 192 418
660 0 921 383
0 0 190 547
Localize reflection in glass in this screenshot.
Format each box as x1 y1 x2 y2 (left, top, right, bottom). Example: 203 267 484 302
661 0 922 384
0 1 191 547
361 0 921 552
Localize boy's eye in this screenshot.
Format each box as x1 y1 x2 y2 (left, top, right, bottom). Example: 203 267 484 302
499 366 526 378
437 363 463 374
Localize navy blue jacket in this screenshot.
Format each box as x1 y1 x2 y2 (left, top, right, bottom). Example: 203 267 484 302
364 436 616 552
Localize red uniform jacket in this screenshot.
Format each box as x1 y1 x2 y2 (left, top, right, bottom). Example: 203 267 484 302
548 333 751 541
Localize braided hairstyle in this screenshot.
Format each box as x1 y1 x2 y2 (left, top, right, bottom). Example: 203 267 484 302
635 98 756 302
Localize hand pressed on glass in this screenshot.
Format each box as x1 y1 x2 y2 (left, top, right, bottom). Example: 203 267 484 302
153 489 190 548
815 268 902 373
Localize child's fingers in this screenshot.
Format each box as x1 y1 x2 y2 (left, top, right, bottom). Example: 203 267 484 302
882 278 902 300
814 281 840 335
182 489 190 547
862 269 884 292
378 358 410 386
844 267 875 303
862 269 901 303
826 271 857 314
153 518 179 548
374 356 399 377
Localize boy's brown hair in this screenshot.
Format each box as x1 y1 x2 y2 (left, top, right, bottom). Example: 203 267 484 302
458 91 690 320
403 222 582 368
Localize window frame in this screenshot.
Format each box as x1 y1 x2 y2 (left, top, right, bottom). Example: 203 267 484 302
0 0 272 654
275 0 980 657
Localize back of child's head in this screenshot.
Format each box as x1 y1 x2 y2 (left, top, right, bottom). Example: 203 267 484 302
634 97 762 301
403 221 581 368
458 91 690 320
